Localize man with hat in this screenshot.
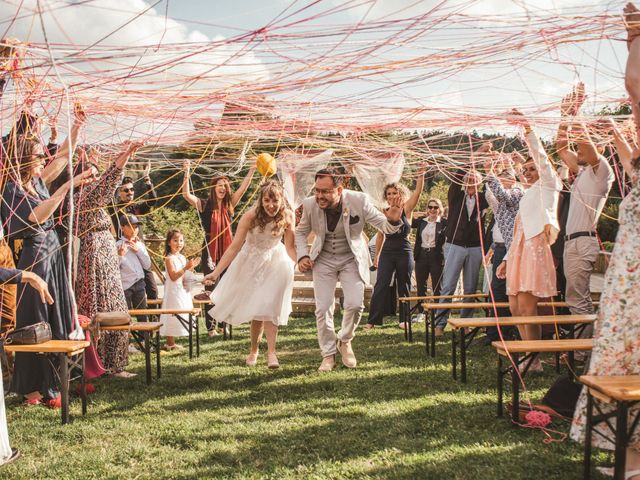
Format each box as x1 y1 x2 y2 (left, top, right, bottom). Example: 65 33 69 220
116 214 151 322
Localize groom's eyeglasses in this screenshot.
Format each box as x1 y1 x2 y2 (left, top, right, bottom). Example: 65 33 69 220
313 187 336 196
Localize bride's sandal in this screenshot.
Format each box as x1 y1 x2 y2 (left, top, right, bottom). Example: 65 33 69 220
246 351 259 366
267 353 280 369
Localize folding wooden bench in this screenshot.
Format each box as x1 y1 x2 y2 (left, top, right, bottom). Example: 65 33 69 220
147 297 231 340
449 314 595 382
4 340 89 425
422 300 597 358
492 339 593 423
100 322 162 384
129 308 201 358
398 293 487 342
580 375 640 480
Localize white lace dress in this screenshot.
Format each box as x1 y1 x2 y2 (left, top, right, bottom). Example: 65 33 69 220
209 225 294 326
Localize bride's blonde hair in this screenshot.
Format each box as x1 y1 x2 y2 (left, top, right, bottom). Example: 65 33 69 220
251 180 290 235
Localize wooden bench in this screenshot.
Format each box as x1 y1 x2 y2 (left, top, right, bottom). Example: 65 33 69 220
145 297 232 339
4 340 89 425
421 301 598 358
580 375 640 480
128 308 201 359
398 293 487 342
100 322 162 385
492 339 593 423
449 314 596 383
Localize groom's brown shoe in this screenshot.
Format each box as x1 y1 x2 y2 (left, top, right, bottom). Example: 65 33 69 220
337 341 357 368
318 355 336 372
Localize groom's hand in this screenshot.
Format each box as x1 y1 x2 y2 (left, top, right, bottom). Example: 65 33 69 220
384 196 404 223
298 257 314 272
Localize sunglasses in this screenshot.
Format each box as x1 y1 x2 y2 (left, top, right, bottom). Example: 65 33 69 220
120 187 134 193
428 205 439 210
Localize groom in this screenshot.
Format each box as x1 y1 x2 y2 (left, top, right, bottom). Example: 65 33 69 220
296 168 404 372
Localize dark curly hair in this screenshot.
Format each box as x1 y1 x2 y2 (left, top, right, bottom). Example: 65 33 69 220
250 180 290 236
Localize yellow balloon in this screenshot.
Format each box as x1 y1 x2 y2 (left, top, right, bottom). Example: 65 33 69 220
256 152 277 177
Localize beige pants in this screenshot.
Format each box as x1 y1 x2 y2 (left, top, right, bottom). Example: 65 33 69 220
312 253 364 358
564 236 599 359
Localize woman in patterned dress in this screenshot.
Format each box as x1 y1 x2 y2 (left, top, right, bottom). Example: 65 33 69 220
571 6 640 478
74 142 143 377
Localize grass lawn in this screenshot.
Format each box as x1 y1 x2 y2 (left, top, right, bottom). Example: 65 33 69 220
3 316 608 479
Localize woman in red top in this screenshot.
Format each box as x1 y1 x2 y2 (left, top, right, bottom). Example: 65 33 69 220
182 160 256 335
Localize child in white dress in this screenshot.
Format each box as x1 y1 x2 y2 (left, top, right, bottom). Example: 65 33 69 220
160 229 200 350
204 181 296 368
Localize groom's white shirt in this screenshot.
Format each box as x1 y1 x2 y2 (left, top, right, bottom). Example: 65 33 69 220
295 190 400 282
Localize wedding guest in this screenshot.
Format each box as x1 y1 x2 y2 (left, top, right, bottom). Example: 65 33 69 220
571 9 640 477
160 229 199 350
75 141 143 378
365 170 424 329
116 214 151 320
0 265 53 466
182 159 256 336
2 136 91 406
496 109 562 372
434 154 489 337
109 161 159 301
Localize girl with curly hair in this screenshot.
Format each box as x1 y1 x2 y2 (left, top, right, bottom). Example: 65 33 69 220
204 180 296 369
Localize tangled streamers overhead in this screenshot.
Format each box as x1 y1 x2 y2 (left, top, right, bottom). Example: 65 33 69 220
0 0 634 185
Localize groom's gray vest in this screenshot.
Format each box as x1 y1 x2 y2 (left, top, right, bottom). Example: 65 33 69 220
320 216 351 258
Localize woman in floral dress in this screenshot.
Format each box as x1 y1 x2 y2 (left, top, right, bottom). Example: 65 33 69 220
571 7 640 479
75 142 142 377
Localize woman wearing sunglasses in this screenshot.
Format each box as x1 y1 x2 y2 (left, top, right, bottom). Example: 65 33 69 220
410 198 447 324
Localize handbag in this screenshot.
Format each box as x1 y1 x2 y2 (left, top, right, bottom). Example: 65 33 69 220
95 311 131 327
5 321 52 345
542 375 582 418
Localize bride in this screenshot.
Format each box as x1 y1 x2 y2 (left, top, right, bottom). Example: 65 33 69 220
204 180 296 369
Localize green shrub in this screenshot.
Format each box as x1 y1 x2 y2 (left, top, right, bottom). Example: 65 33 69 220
143 207 204 260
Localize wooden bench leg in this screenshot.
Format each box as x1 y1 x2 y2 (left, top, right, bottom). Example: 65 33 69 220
80 352 87 416
187 314 193 359
223 321 227 340
614 401 628 480
430 309 436 358
143 331 152 385
229 324 233 340
155 331 161 379
195 314 200 357
401 302 408 341
511 352 520 425
460 328 468 384
59 353 70 425
497 354 504 417
425 309 430 356
583 391 593 480
451 329 457 380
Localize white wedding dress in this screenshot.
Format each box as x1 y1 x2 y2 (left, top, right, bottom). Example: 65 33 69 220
210 225 294 326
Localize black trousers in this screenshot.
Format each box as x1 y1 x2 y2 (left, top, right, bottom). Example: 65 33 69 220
367 249 413 326
143 268 158 300
415 248 443 313
124 278 148 322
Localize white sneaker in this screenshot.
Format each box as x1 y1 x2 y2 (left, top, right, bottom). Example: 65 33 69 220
412 313 426 323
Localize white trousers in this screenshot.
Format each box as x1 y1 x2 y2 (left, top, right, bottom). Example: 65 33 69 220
312 253 365 357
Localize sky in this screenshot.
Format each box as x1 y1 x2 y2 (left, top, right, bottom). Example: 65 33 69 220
0 0 632 142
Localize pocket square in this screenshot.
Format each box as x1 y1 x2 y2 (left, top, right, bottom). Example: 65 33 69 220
349 215 360 225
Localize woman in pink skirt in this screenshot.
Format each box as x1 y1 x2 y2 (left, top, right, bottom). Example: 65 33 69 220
497 109 562 372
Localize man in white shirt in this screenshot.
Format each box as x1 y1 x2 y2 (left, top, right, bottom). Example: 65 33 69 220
117 215 152 321
556 85 615 347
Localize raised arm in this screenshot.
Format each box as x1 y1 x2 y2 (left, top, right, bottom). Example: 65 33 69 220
41 104 86 185
28 170 93 224
556 84 588 174
603 118 635 176
231 165 257 209
404 169 425 217
182 160 202 212
135 160 158 213
204 210 253 282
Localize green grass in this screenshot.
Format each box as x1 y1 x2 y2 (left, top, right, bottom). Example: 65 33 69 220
3 317 608 479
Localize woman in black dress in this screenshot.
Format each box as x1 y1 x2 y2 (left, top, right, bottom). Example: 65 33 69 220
2 136 91 406
365 170 424 329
